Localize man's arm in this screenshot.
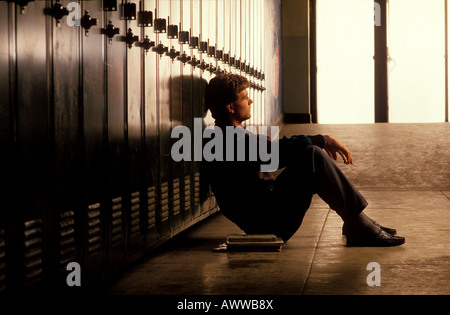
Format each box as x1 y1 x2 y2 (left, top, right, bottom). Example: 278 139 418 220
323 135 353 165
278 134 353 167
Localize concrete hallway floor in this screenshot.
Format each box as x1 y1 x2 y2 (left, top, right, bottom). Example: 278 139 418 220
105 123 450 295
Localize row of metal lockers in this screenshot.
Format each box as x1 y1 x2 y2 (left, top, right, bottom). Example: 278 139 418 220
0 0 270 292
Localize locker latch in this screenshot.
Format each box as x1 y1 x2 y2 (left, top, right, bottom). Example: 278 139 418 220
11 0 34 14
207 63 217 74
179 31 189 45
101 21 120 44
199 41 208 54
207 46 216 58
240 61 246 72
223 53 229 64
103 0 117 11
197 60 209 71
230 56 235 67
80 10 98 36
215 66 225 75
123 28 139 49
189 36 199 49
138 11 153 27
137 35 155 54
215 50 223 61
123 2 136 20
154 18 167 33
188 56 200 68
167 24 178 39
46 1 68 27
177 52 191 64
166 46 180 61
152 42 168 56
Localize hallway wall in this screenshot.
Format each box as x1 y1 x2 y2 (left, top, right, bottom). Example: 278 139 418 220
0 0 282 292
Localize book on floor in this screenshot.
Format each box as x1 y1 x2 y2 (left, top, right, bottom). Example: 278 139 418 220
223 233 284 252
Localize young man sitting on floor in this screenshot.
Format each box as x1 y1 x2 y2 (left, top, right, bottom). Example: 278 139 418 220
202 73 405 247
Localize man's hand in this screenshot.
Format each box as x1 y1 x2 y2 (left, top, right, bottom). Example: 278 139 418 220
324 135 353 165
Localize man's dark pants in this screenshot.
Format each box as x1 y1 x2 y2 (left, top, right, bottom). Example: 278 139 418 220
245 145 368 242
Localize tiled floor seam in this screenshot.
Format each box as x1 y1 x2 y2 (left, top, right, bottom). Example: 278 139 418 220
300 207 332 294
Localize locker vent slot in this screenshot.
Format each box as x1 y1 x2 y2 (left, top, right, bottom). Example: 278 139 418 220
111 197 124 245
160 182 169 222
0 229 5 292
58 210 76 267
87 203 101 256
147 186 156 229
184 175 191 211
23 219 43 285
130 191 141 237
194 172 200 206
172 178 180 216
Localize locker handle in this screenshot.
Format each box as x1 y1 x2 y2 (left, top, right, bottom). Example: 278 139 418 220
101 21 120 44
123 28 139 49
80 10 98 36
166 46 180 61
152 42 168 56
207 63 216 74
177 52 191 64
197 60 209 71
45 1 68 27
137 35 155 54
13 0 34 14
188 56 200 67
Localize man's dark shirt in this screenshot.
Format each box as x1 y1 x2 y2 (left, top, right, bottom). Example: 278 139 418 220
203 124 326 236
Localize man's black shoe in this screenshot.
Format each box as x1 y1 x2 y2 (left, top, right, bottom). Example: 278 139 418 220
346 229 406 247
371 220 397 235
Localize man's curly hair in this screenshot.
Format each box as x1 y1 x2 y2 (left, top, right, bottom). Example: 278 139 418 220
205 73 250 122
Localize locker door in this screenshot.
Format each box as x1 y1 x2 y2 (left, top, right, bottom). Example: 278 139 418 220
51 0 83 286
198 0 215 215
125 0 145 256
143 0 158 246
104 5 127 267
217 0 225 73
230 0 238 75
223 0 232 74
0 1 12 293
156 0 172 238
169 0 183 231
180 0 194 224
80 0 108 282
191 0 203 219
15 0 50 288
